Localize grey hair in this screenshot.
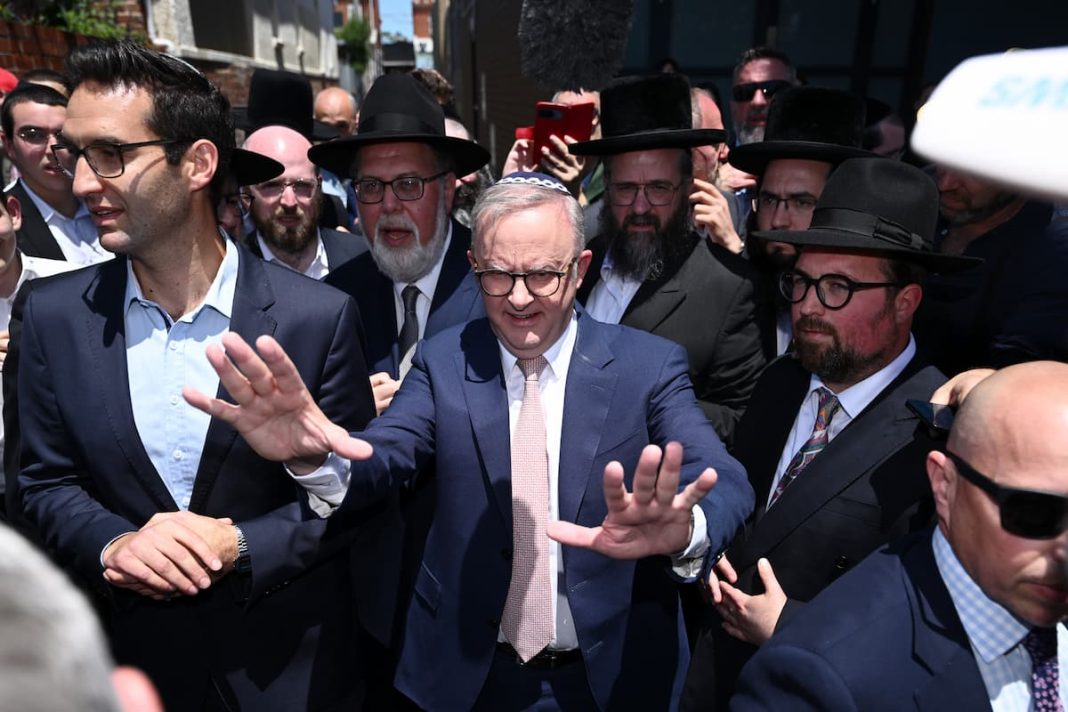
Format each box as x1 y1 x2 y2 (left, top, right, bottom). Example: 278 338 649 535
471 181 585 257
0 526 120 712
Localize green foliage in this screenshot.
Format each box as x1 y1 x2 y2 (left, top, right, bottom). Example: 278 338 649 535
1 0 145 41
335 16 371 74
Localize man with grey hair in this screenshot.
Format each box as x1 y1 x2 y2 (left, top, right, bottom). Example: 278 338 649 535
0 523 163 712
184 169 754 710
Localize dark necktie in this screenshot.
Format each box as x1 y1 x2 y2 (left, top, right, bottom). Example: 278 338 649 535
1024 626 1064 712
398 284 420 358
768 387 841 509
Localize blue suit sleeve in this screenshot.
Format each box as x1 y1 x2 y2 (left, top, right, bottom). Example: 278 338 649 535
731 644 859 712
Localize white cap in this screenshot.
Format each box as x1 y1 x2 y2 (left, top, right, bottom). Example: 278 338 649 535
911 46 1068 202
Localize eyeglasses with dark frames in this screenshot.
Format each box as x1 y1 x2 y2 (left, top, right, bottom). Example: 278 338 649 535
754 191 818 214
778 270 904 310
353 172 448 204
51 138 192 179
253 178 320 201
474 260 577 298
946 450 1068 540
731 79 792 102
607 181 681 207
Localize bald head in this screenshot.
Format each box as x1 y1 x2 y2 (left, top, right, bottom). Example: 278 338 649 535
314 86 358 137
931 361 1068 627
691 88 727 182
243 125 314 175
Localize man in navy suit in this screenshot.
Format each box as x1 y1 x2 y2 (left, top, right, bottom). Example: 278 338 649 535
733 361 1068 711
15 41 375 710
187 172 755 710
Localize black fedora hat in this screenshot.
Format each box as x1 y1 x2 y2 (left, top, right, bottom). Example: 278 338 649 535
569 74 726 156
729 87 873 175
233 68 339 142
752 157 981 274
230 148 284 186
308 73 489 178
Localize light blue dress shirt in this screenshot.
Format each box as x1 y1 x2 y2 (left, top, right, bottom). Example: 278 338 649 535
125 239 238 509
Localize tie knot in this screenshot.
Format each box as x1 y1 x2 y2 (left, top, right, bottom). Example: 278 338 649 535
518 356 548 381
816 387 841 415
1025 626 1059 662
402 284 420 311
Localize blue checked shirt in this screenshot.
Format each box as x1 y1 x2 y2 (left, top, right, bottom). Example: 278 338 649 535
933 528 1068 711
124 238 237 510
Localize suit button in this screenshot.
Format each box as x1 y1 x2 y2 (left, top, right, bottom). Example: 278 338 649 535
500 548 513 561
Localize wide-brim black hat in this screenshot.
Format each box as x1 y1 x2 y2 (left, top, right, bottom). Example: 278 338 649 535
752 157 981 274
232 68 340 142
230 148 284 186
729 87 874 175
569 74 726 156
308 73 489 178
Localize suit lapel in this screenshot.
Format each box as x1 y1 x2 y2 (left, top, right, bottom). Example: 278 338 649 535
620 240 702 332
558 316 616 524
187 249 278 511
458 320 512 524
426 220 478 336
83 258 177 510
12 182 66 261
747 362 811 509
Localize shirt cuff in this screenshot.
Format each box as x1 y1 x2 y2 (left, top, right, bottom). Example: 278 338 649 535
670 505 710 578
285 452 352 518
99 531 135 569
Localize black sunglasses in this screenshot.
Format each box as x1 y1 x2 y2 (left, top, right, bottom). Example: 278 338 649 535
731 79 792 102
946 451 1068 540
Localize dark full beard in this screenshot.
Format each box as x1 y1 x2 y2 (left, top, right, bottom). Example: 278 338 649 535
257 199 321 256
793 306 897 386
601 199 697 281
940 189 1018 227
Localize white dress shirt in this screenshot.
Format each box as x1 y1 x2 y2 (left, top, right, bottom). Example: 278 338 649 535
391 225 452 342
18 179 109 265
256 229 330 281
766 336 917 509
584 252 644 324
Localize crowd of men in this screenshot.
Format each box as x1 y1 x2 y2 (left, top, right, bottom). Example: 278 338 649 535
0 37 1065 712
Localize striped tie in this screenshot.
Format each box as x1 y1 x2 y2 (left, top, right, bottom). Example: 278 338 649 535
768 387 841 509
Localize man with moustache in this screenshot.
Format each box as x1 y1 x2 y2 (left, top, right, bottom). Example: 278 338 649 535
734 361 1068 711
913 166 1068 375
573 73 767 444
680 158 980 709
242 125 364 279
310 72 490 706
0 83 106 264
729 86 874 356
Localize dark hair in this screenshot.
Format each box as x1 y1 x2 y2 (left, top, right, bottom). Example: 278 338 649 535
882 256 928 287
20 68 71 94
1 83 67 138
733 46 797 84
65 40 235 201
409 68 454 108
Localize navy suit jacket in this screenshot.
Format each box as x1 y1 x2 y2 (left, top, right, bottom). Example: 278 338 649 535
9 180 67 261
732 531 992 711
339 312 755 711
16 246 376 711
325 218 485 377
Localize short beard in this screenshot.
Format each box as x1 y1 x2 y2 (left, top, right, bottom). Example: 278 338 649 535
736 123 766 146
256 196 321 256
940 190 1018 227
792 300 898 386
601 198 697 281
370 189 448 283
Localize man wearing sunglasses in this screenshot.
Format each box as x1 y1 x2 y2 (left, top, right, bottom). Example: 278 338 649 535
242 124 366 279
11 40 375 710
734 360 1068 710
0 82 106 265
681 157 980 709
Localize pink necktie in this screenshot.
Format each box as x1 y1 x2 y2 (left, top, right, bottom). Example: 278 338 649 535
501 355 553 662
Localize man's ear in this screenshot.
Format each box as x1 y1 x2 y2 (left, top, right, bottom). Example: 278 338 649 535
186 139 219 193
927 449 955 533
4 194 21 232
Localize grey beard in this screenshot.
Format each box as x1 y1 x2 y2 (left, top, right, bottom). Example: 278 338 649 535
736 124 766 146
370 191 448 283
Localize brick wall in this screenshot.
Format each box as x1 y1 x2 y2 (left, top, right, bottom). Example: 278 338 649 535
0 23 88 74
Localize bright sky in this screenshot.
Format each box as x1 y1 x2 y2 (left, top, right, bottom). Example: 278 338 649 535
378 0 413 39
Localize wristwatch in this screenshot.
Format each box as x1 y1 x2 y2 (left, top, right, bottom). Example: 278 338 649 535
233 525 252 575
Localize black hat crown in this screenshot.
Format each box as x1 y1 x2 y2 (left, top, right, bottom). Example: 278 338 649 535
234 68 338 142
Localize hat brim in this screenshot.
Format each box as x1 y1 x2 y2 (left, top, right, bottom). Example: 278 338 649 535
308 133 490 178
569 128 727 156
729 141 874 176
751 226 983 274
311 120 341 142
230 148 284 186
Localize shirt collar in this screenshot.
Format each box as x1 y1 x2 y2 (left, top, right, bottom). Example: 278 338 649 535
392 223 453 301
498 310 579 384
932 528 1031 662
256 229 328 277
807 334 917 419
18 178 90 222
125 235 238 322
